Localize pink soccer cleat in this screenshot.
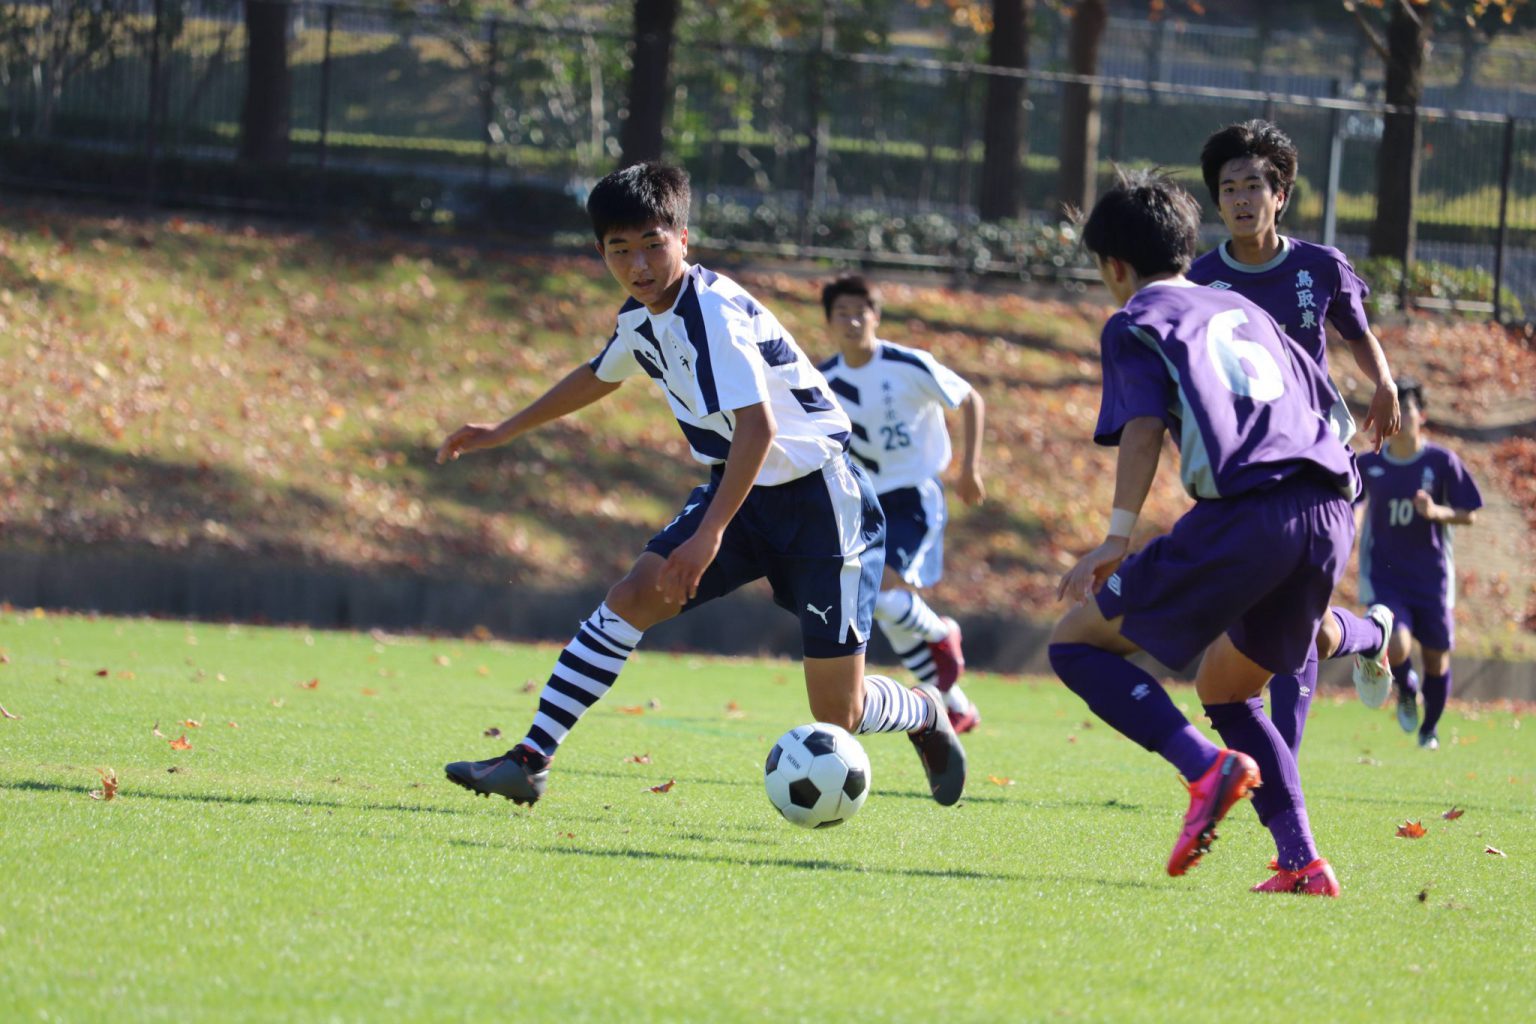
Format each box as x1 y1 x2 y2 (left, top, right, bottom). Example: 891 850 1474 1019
1167 749 1260 877
1251 858 1341 897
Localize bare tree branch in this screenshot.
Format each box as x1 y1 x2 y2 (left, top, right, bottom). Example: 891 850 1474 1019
1343 0 1391 61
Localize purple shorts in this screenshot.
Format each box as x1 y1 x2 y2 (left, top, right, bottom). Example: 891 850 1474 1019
1361 579 1454 652
1096 475 1355 676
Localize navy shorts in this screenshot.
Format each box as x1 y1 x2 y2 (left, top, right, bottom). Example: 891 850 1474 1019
644 454 886 658
879 477 947 588
1096 474 1355 676
1360 579 1455 651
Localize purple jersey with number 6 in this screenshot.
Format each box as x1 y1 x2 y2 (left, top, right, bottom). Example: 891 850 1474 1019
1187 237 1371 368
1357 444 1483 607
1094 279 1357 501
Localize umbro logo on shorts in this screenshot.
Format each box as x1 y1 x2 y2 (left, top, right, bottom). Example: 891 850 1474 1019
1106 573 1122 596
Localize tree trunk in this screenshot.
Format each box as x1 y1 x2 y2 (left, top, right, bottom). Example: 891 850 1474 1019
978 0 1030 222
239 0 291 166
618 0 679 167
1368 1 1428 267
1055 0 1106 217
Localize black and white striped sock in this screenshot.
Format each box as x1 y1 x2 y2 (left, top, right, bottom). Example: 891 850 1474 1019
886 634 939 687
857 674 936 734
523 603 642 756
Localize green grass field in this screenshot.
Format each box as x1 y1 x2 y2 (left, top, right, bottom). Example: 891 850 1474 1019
2 614 1533 1022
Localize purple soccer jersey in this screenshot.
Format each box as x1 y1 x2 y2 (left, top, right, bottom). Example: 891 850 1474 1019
1094 279 1357 501
1357 444 1483 608
1188 237 1371 369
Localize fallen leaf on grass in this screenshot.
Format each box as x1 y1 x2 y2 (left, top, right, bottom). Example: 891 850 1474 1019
298 678 319 690
1486 845 1507 857
180 719 202 728
434 655 451 667
648 779 676 793
520 680 538 693
988 775 1016 786
151 721 165 738
168 734 192 751
360 688 379 697
1442 806 1465 820
724 700 744 719
166 765 183 774
94 668 109 677
1396 820 1427 839
617 705 646 716
269 698 285 707
87 767 118 801
117 671 135 680
226 721 239 729
1358 756 1382 766
483 726 502 738
648 698 662 710
476 665 490 677
0 704 20 720
625 753 651 764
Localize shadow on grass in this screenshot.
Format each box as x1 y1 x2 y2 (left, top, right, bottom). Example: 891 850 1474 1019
448 837 1165 890
1 777 473 817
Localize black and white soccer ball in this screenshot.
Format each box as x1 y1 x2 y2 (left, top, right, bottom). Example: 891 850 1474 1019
764 723 871 828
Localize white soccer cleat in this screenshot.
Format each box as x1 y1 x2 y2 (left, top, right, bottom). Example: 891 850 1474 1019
1351 604 1395 709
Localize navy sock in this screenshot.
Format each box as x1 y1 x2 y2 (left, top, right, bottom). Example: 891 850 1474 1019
1266 652 1318 759
1393 657 1418 697
1421 669 1451 737
1048 642 1218 779
1329 607 1385 659
1203 698 1318 870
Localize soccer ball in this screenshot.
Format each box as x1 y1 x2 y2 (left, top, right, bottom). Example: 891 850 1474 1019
764 723 871 828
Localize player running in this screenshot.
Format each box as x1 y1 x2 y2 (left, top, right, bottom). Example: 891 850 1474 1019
1190 119 1401 753
817 273 986 731
435 163 965 809
1356 377 1483 750
1053 170 1356 896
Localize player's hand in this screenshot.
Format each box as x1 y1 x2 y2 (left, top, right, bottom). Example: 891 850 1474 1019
955 471 986 507
1412 488 1439 521
656 531 721 605
1360 382 1401 453
436 424 497 464
1055 536 1130 605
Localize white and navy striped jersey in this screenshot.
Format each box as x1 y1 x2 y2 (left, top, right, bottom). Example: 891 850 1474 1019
589 264 851 486
817 340 972 492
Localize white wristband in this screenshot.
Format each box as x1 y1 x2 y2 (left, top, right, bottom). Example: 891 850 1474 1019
1108 508 1138 539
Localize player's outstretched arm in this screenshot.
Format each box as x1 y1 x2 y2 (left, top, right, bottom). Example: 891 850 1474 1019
435 364 620 464
1057 416 1164 604
1344 328 1399 452
955 389 986 506
655 401 775 606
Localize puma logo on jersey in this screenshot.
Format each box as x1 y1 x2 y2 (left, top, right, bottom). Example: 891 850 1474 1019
806 603 832 624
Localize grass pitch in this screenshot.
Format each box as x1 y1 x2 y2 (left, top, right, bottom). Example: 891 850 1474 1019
2 613 1533 1022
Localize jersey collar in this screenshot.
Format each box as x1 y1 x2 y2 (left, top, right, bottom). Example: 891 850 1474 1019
1217 236 1292 275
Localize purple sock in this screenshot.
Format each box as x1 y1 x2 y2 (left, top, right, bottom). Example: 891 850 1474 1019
1329 607 1385 659
1203 698 1318 870
1049 643 1219 779
1393 658 1418 697
1421 669 1451 737
1266 652 1318 759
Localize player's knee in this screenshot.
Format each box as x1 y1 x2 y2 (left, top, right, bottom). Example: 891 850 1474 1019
1388 628 1413 664
807 691 861 731
1315 611 1340 659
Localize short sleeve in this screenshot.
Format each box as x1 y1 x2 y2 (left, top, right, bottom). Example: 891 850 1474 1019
1094 316 1176 446
1324 254 1372 341
1440 450 1484 512
911 352 972 409
589 326 641 383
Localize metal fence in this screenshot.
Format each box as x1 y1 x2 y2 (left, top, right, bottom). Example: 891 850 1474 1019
2 1 1533 318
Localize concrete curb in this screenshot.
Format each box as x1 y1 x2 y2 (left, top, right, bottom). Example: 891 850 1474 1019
2 549 1532 700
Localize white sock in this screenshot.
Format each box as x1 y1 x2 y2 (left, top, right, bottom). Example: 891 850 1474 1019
857 675 936 734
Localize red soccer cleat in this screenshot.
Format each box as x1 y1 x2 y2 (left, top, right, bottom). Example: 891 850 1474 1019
1251 858 1341 897
947 702 981 734
928 617 966 691
1166 749 1260 877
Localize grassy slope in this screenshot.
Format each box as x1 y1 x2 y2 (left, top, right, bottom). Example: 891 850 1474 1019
0 203 1533 655
1 614 1534 1023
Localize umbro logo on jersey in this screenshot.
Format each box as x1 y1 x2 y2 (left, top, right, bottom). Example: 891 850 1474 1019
1367 466 1387 477
1207 281 1232 290
805 603 832 624
1106 573 1123 596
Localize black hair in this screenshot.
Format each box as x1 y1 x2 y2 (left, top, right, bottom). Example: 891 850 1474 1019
586 162 691 243
1396 375 1426 412
1199 119 1299 218
1080 168 1202 278
821 273 881 321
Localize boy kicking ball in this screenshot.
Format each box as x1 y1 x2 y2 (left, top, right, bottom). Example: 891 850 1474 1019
1051 170 1357 895
435 163 965 809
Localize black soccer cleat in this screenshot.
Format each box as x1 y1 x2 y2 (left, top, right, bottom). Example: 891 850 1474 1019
445 743 551 806
908 685 967 806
